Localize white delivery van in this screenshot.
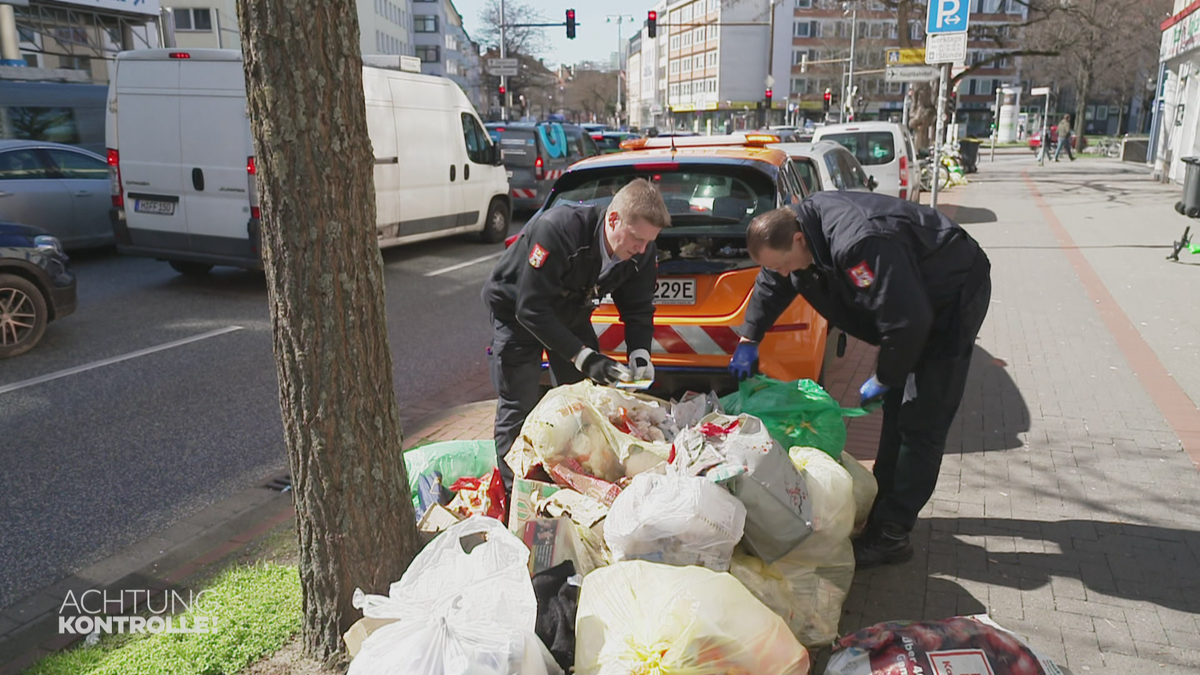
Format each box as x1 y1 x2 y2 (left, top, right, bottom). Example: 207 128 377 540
106 49 510 275
812 121 921 203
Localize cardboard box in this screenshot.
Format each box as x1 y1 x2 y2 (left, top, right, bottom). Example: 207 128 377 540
343 616 400 659
417 503 462 544
521 517 593 576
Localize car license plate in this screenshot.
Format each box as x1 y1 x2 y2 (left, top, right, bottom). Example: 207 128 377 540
655 278 695 305
134 199 176 216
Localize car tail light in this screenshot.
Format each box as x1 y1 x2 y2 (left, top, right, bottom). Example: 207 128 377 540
168 52 191 59
107 148 123 208
899 154 908 199
535 156 545 180
247 156 260 220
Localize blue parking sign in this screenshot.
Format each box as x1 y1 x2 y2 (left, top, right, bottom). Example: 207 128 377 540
926 0 970 34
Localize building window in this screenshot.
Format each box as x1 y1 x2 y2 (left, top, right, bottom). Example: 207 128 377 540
414 15 438 33
708 25 718 40
445 34 457 50
681 58 691 73
670 61 679 74
707 51 717 66
682 31 691 47
416 45 440 62
869 21 883 38
681 4 692 21
795 0 812 6
670 36 680 50
446 59 459 75
794 22 810 37
173 8 212 32
17 25 36 43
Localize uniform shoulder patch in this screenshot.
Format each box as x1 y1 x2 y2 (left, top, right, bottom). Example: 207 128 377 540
848 261 875 288
528 243 549 269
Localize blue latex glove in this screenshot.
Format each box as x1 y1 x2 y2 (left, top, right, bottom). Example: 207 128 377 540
728 341 759 381
859 376 889 408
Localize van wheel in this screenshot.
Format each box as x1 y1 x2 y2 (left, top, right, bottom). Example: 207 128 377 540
480 200 509 244
0 274 49 359
169 261 214 276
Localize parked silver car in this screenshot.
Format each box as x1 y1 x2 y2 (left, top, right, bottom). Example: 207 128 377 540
0 139 113 250
770 140 878 194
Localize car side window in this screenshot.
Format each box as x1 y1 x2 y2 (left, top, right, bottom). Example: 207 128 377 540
460 113 490 164
793 158 820 193
823 153 847 190
784 160 806 198
836 149 866 189
0 149 51 180
46 149 107 180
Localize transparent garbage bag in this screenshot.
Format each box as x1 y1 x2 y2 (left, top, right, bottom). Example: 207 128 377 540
349 517 561 675
839 452 878 537
575 560 811 675
604 472 746 572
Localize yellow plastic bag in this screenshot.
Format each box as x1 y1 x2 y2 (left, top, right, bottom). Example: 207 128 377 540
575 560 811 675
731 545 855 649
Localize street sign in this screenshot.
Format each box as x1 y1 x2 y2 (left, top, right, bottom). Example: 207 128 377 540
487 58 519 77
926 0 970 35
885 48 926 65
765 75 775 88
925 32 968 64
1030 86 1051 96
885 66 941 83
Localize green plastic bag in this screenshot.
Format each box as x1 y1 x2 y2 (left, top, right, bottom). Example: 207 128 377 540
720 376 869 460
402 440 497 511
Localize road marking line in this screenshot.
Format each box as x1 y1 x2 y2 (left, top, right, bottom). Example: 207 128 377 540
0 326 244 395
424 251 504 277
1024 172 1200 468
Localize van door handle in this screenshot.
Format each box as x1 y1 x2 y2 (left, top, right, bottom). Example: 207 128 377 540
464 164 470 180
450 165 456 182
192 168 205 191
74 191 93 197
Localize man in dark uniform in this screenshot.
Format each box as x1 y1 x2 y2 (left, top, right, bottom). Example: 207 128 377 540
482 178 671 491
728 191 991 567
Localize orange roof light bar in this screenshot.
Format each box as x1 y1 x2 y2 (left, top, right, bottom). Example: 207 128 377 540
620 133 780 151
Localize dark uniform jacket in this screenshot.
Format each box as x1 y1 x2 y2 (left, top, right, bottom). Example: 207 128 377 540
482 203 658 360
740 191 990 388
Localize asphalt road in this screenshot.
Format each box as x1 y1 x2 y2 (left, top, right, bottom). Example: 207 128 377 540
0 220 522 609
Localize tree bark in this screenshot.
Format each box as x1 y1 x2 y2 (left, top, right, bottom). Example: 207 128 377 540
236 0 420 661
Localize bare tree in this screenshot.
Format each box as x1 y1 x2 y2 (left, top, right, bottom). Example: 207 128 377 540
477 0 550 60
236 0 420 661
565 67 619 122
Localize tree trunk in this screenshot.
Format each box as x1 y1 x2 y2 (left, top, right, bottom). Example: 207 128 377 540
1074 60 1092 149
236 0 421 661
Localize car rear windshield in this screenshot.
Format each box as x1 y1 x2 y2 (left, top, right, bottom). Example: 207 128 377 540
491 128 539 167
820 131 895 166
548 166 777 232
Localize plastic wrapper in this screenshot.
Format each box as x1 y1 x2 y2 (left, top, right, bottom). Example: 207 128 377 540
510 478 562 535
839 452 878 537
349 517 561 675
672 413 813 563
827 615 1068 675
403 440 497 513
575 560 811 675
720 376 869 460
448 468 507 520
604 472 746 572
548 459 622 506
668 391 723 429
507 382 672 483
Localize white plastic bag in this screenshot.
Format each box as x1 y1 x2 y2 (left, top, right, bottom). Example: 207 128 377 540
604 472 746 572
839 452 878 537
349 517 562 675
575 561 811 675
673 413 813 562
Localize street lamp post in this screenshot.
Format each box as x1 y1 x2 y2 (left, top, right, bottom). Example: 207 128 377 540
843 1 857 121
499 0 509 121
607 14 635 129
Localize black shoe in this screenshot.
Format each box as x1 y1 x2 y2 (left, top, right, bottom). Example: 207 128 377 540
854 521 914 568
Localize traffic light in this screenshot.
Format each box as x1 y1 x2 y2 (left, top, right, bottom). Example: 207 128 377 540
498 84 506 96
765 88 773 108
566 9 576 39
823 88 832 113
647 10 657 38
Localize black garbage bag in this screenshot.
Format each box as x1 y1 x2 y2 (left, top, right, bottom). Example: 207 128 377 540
532 560 579 672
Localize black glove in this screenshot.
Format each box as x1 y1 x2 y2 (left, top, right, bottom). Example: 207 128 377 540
573 347 625 385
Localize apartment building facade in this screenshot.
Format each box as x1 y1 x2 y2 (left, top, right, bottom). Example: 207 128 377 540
1153 0 1200 183
411 0 484 110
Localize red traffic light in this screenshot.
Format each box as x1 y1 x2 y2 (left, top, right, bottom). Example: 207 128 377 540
765 88 773 99
647 10 657 38
566 9 576 39
498 85 506 95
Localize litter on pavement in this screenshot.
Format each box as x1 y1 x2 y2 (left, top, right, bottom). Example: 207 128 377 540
346 377 1067 675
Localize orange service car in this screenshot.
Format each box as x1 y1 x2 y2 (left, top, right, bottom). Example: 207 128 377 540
521 133 840 395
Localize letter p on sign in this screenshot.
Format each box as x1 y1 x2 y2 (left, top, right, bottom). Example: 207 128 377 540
927 0 970 34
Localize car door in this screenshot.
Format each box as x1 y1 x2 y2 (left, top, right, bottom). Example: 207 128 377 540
459 112 492 228
791 157 822 193
0 147 73 237
43 148 112 247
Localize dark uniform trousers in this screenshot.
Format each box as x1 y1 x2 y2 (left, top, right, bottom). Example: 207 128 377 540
870 276 992 531
489 315 600 491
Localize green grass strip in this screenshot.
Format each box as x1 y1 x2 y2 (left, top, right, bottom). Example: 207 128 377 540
28 563 301 675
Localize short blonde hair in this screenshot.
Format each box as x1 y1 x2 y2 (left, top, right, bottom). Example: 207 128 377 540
610 178 671 229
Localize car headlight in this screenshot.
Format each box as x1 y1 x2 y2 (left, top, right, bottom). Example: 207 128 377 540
34 235 64 257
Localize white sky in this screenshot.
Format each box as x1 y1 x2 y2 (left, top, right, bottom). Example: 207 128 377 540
453 0 653 67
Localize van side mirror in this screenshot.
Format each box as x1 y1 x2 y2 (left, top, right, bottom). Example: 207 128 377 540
867 175 878 191
491 143 503 166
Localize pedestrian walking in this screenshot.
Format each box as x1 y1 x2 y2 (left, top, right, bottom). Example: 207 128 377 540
1054 114 1075 161
482 179 670 491
728 191 992 567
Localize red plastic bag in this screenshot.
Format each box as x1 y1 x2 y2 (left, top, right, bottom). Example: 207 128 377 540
448 468 507 521
828 615 1066 675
